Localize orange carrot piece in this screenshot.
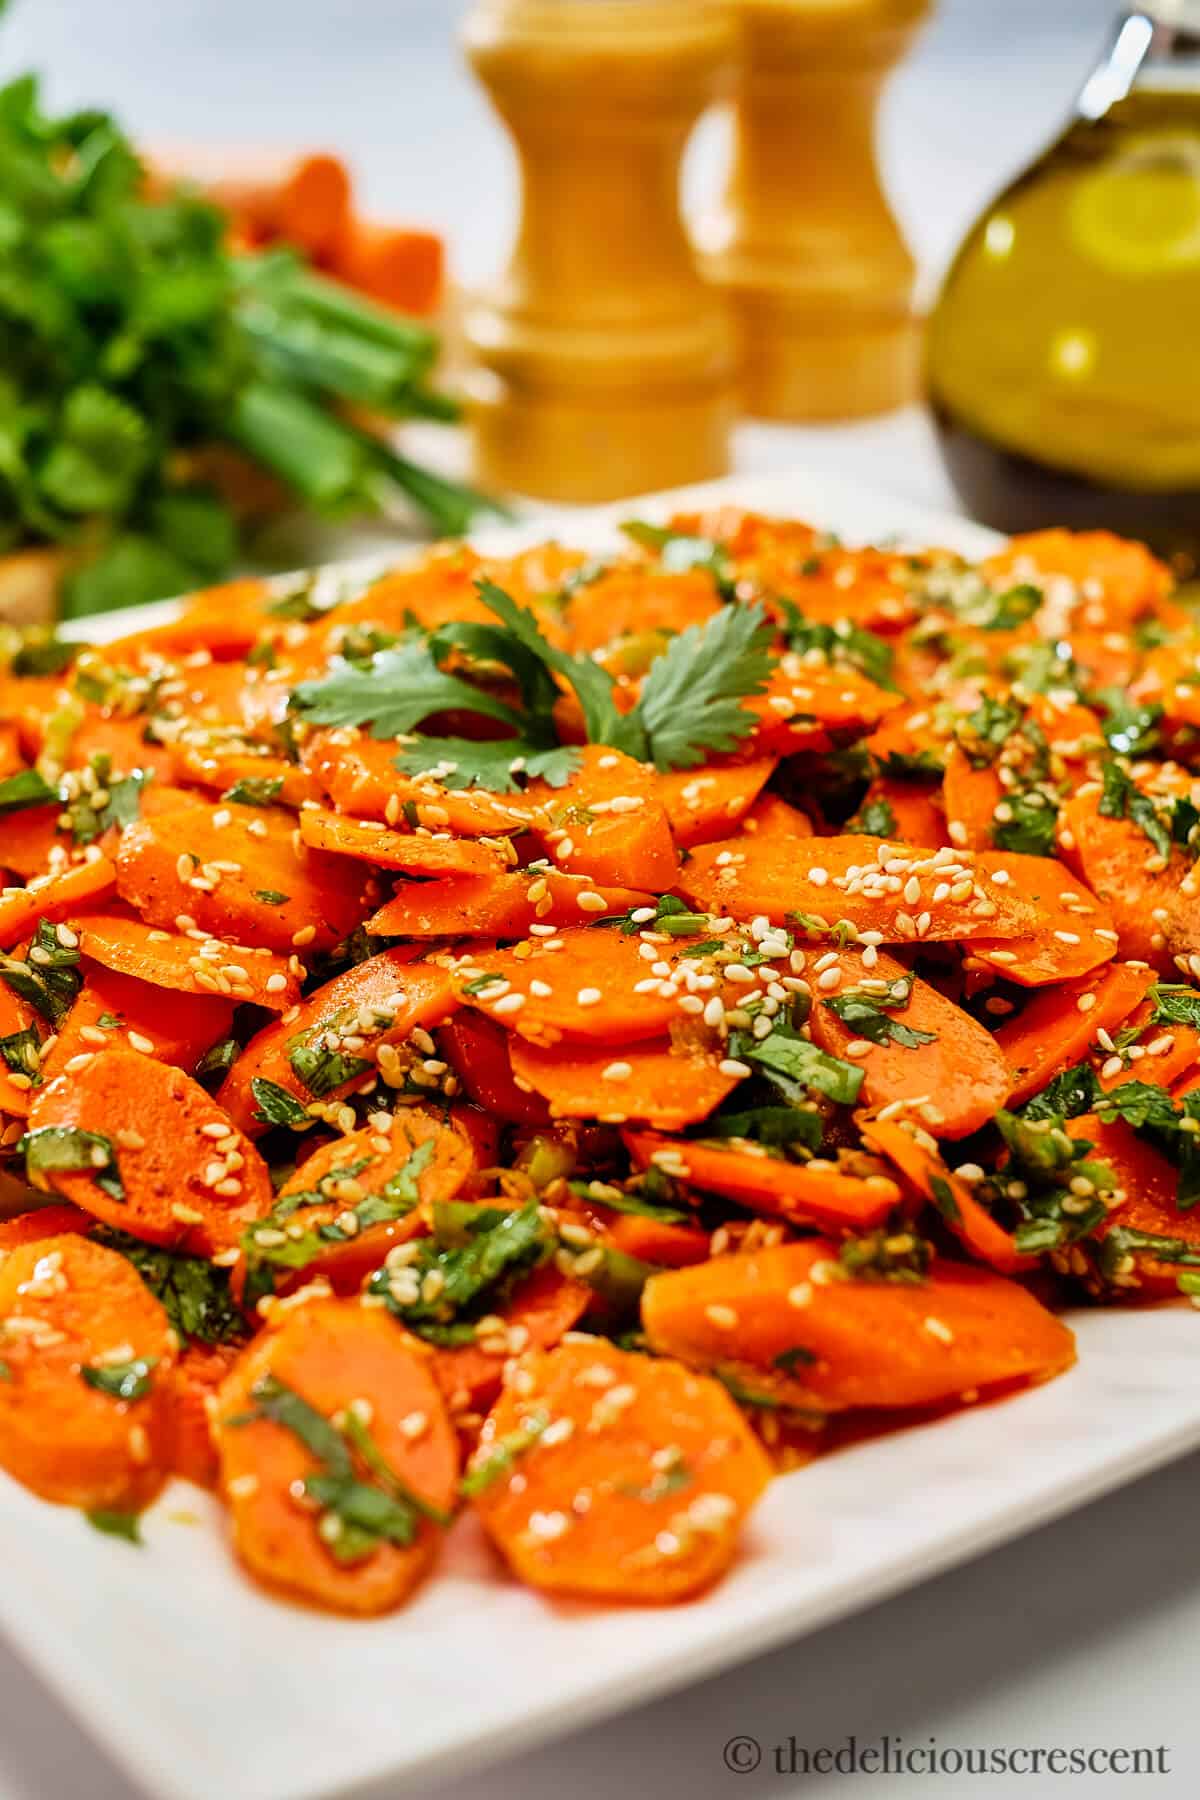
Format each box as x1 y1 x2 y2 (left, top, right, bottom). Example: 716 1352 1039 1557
175 746 318 808
807 948 1011 1138
625 1131 899 1230
745 663 901 755
942 745 1004 851
367 868 653 939
563 565 721 653
217 950 457 1136
96 578 271 663
469 1338 771 1602
332 219 444 315
509 1036 739 1128
0 1204 93 1249
455 928 687 1046
297 807 507 876
655 759 777 849
996 962 1155 1107
431 1263 591 1420
0 804 62 881
26 1048 273 1255
1066 1114 1199 1299
114 799 367 956
981 528 1171 627
968 853 1118 986
70 908 300 1011
215 1297 458 1615
850 777 946 848
641 1240 1075 1412
0 854 116 950
676 835 1034 942
736 792 814 843
0 979 42 1117
524 747 678 892
0 1234 176 1510
303 730 540 835
242 1108 477 1302
859 1114 1035 1275
1100 1001 1200 1093
40 967 234 1085
169 1341 241 1489
1058 785 1195 972
438 1011 551 1126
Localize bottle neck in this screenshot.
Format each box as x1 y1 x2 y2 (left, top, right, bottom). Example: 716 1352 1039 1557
1077 9 1200 119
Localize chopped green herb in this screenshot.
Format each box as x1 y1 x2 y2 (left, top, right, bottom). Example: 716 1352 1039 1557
250 1076 312 1128
729 1022 864 1107
21 1124 123 1200
92 1227 246 1345
86 1509 142 1545
460 1408 550 1498
253 889 290 906
0 768 56 816
824 975 937 1049
82 1357 157 1402
222 775 284 807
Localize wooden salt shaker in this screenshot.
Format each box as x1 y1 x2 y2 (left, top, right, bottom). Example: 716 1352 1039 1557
461 0 738 503
702 0 929 420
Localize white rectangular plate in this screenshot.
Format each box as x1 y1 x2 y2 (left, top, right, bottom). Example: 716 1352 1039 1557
6 467 1197 1800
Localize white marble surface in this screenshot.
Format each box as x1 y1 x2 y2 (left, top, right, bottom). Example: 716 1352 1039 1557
2 3 1197 1798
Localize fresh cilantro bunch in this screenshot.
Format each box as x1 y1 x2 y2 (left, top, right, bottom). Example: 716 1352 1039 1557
291 575 776 783
0 75 497 618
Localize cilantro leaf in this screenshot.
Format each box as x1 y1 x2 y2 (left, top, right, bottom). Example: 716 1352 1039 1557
823 975 937 1049
0 768 56 815
393 736 579 794
632 601 774 771
93 1226 246 1345
290 633 525 741
728 1022 864 1107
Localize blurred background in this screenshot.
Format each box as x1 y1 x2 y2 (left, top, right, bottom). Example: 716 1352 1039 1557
3 0 1116 297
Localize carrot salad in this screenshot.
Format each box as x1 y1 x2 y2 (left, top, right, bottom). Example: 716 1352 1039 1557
0 511 1195 1612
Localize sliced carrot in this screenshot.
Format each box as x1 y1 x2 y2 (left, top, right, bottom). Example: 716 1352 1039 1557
0 978 42 1117
437 1011 551 1126
331 219 444 316
849 777 946 847
572 1202 711 1269
469 1337 771 1602
807 948 1010 1138
625 1131 899 1230
1066 1114 1199 1299
26 1048 273 1255
217 950 457 1136
215 1297 459 1616
40 967 234 1085
1058 785 1195 971
0 1203 93 1249
303 729 540 835
564 565 722 653
175 746 318 809
996 962 1155 1107
509 1035 739 1128
367 868 654 939
431 1263 591 1421
0 1233 176 1510
746 663 900 755
0 854 116 950
60 712 181 783
114 799 367 956
736 792 814 843
98 579 271 662
524 746 678 892
968 853 1118 986
169 1342 241 1489
981 528 1171 627
655 759 777 849
859 1114 1034 1275
240 1108 477 1303
454 927 688 1047
941 745 1003 851
297 807 507 876
676 835 1035 943
641 1240 1074 1412
69 908 300 1011
0 804 63 881
1100 1000 1200 1093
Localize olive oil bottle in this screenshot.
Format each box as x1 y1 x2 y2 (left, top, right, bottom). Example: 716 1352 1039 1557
927 7 1200 567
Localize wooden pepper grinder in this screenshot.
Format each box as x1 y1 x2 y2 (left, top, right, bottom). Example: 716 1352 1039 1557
702 0 930 420
461 0 738 504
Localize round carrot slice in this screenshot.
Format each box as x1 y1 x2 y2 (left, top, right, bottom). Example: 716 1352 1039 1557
625 1132 899 1231
25 1047 273 1255
469 1336 771 1602
454 927 685 1047
114 799 367 956
641 1240 1075 1413
297 807 508 876
368 868 654 939
509 1036 739 1128
40 966 235 1085
215 1297 459 1615
0 1233 176 1510
69 909 300 1011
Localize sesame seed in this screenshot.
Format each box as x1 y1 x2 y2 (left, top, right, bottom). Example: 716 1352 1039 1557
704 1303 738 1329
